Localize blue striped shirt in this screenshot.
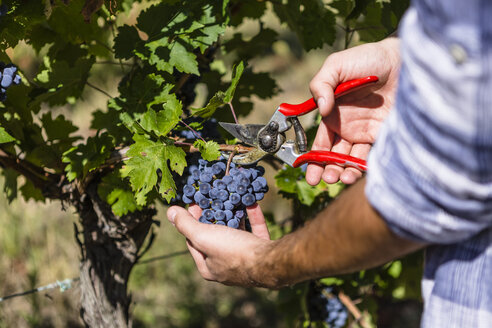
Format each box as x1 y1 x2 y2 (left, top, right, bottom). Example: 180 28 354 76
365 1 492 327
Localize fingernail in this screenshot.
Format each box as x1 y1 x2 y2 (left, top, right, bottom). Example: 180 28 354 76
167 208 177 223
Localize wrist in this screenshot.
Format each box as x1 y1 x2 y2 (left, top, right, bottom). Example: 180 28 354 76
248 238 291 289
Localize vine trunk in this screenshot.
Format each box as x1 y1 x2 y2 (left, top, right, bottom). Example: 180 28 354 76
73 183 156 327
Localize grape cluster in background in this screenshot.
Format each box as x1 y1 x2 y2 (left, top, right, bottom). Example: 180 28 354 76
307 285 348 328
181 158 268 229
0 63 21 101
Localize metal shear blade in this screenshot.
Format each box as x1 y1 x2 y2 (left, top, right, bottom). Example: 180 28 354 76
218 122 264 146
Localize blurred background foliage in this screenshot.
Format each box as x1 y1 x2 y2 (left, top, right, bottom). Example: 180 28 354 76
0 0 423 327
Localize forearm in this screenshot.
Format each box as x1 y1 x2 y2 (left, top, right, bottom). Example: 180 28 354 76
253 178 424 288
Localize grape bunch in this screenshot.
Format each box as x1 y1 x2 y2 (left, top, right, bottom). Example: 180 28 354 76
0 63 21 101
307 285 348 328
181 158 268 229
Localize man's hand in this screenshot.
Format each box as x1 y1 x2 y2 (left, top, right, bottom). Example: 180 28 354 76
166 204 273 287
307 38 400 185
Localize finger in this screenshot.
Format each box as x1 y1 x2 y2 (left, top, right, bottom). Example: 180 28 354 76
340 143 371 184
188 204 202 220
306 122 335 186
167 206 206 249
246 204 270 240
185 239 213 280
309 57 340 116
322 138 352 184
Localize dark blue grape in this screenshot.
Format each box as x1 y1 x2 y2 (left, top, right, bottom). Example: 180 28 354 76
182 194 193 204
236 183 247 195
216 221 226 225
241 169 252 179
226 181 237 193
255 192 264 201
212 199 223 210
255 176 267 188
229 168 240 176
238 176 250 186
199 216 209 224
1 75 12 88
198 197 210 209
187 176 196 185
183 184 195 197
227 218 240 228
209 187 219 199
199 182 211 195
217 189 229 201
229 193 241 205
203 209 214 220
213 179 226 190
193 191 205 202
200 172 213 183
211 163 224 175
242 193 255 206
224 210 233 220
214 210 226 221
235 210 245 219
191 169 200 180
223 200 234 211
252 180 262 192
222 175 233 184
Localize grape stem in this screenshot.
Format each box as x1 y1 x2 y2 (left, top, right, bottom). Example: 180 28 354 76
338 291 370 328
225 147 238 176
179 120 206 143
228 101 239 124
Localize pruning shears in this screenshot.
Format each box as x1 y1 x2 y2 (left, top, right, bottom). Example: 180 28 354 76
218 76 379 172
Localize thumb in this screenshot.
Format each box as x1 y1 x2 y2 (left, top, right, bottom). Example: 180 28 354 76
167 206 202 240
309 60 340 117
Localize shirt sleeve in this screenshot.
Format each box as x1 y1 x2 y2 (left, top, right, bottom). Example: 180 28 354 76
365 8 492 244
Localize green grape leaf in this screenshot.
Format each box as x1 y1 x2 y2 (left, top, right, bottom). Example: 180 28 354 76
140 98 183 137
98 171 141 216
275 166 300 194
62 133 114 182
121 134 186 205
193 140 221 161
275 166 328 205
114 25 141 59
224 61 244 103
295 180 326 206
169 40 199 75
0 127 16 144
40 113 78 141
273 0 336 50
136 2 178 38
228 0 267 26
2 168 18 203
191 91 227 118
20 179 45 202
33 57 95 106
48 0 105 45
191 61 245 118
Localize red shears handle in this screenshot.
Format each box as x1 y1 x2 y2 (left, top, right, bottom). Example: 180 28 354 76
293 150 367 172
278 76 379 117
